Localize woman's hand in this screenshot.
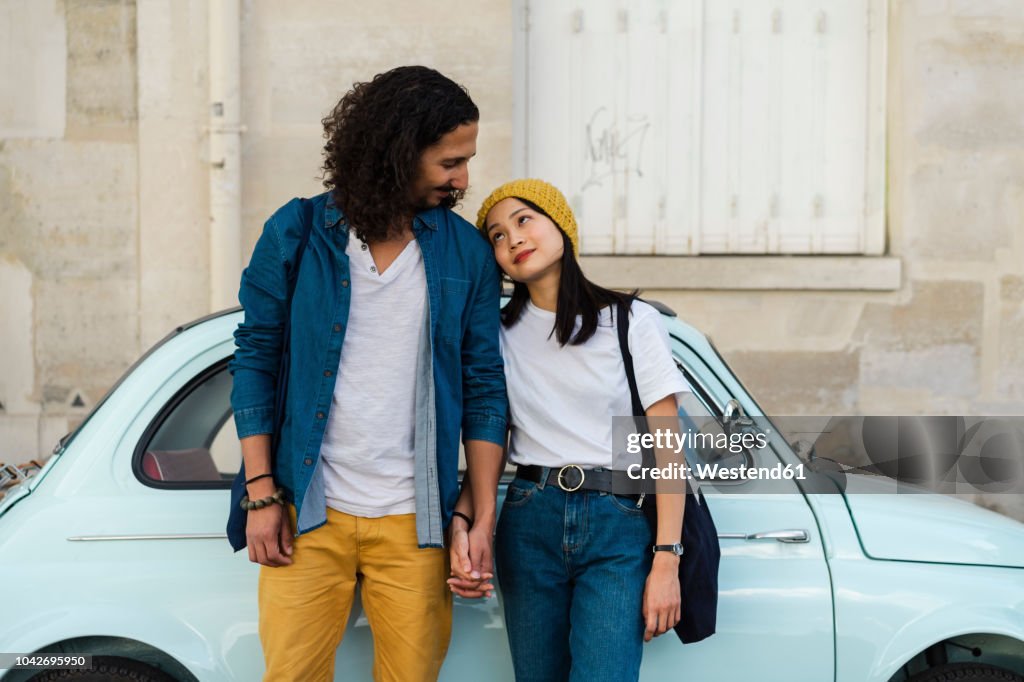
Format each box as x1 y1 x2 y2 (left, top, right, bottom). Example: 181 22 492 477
642 553 681 641
447 518 494 598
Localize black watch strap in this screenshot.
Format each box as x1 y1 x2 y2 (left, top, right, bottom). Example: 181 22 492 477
652 543 684 556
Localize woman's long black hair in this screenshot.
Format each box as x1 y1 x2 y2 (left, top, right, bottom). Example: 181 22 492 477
499 199 637 346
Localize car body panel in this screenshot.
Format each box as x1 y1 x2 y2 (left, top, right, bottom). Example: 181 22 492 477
1 310 1022 682
830 558 1024 681
841 475 1024 568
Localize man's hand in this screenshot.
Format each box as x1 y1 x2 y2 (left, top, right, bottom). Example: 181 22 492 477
238 436 292 566
454 438 504 598
642 553 681 641
447 517 494 598
246 500 294 567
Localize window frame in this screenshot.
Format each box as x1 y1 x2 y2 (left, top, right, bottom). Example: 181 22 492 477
672 340 759 482
132 357 236 491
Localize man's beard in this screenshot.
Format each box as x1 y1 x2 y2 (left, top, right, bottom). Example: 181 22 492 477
412 186 467 212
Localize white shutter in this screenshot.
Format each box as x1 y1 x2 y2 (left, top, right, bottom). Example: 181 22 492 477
517 0 885 255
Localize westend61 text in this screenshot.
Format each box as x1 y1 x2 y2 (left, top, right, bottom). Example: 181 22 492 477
625 428 769 455
626 463 807 481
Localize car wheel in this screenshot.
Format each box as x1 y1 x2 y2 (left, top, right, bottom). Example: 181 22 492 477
29 656 178 682
908 662 1024 682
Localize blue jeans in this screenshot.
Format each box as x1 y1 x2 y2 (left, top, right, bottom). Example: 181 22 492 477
495 474 654 682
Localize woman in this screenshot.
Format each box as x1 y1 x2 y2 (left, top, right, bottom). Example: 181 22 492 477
451 179 689 681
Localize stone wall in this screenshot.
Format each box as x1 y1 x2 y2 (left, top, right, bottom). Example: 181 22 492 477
641 0 1024 519
0 0 1020 518
0 0 514 460
1 0 141 458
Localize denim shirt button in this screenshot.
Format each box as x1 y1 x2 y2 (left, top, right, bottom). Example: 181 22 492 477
316 411 325 419
341 280 349 288
324 370 332 377
304 458 313 466
333 323 342 332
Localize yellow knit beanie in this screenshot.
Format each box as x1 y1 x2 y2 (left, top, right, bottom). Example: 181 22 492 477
475 178 579 256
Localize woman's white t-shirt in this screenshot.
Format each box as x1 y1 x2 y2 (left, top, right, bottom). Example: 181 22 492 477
499 299 690 469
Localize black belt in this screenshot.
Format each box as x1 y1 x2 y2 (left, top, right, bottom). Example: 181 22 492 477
516 464 641 498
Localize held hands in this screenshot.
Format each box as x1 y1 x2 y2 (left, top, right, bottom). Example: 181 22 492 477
447 517 495 599
642 553 682 641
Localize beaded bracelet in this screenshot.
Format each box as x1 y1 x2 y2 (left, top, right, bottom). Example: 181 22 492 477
240 488 285 511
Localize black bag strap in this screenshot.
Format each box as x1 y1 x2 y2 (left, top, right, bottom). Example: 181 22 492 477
617 298 720 645
227 199 315 551
615 296 659 507
287 199 316 295
271 199 315 455
615 296 645 417
616 295 692 499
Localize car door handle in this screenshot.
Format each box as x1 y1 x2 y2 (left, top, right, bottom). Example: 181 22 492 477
718 529 810 543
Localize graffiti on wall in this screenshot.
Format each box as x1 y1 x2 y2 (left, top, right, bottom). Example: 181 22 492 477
582 107 651 192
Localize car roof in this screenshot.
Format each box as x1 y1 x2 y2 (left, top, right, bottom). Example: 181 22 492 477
142 300 720 382
60 300 720 450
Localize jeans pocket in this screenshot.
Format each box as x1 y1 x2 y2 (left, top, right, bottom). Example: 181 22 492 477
502 480 538 508
605 492 645 516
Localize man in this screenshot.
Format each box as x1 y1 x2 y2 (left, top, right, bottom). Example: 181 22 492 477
228 66 507 682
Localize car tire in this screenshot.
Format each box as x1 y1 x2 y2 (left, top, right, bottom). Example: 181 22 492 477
29 656 178 682
908 662 1024 682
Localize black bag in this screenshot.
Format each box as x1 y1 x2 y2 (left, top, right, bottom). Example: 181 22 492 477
227 199 315 552
615 297 721 644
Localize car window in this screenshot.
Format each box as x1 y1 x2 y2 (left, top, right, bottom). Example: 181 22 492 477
674 355 758 478
133 332 745 486
135 360 240 488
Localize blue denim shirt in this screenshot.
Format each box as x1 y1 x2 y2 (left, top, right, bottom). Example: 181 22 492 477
229 192 507 547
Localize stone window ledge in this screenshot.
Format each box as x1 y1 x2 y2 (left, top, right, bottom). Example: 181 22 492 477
580 256 902 291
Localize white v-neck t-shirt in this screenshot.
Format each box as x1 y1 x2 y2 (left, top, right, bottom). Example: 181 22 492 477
320 232 426 517
499 299 689 470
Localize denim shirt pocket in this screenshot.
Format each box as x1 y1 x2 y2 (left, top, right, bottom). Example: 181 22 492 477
439 277 470 345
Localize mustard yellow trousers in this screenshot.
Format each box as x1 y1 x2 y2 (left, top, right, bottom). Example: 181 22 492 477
259 507 452 682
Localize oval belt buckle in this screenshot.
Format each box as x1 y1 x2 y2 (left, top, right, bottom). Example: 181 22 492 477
557 464 585 492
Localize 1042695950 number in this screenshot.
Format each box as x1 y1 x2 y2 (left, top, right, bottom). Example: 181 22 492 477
2 653 91 670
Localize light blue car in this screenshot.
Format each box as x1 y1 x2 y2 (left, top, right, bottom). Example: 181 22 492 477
1 306 1022 682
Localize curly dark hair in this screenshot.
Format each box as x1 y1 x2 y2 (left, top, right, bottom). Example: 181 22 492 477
321 65 479 242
